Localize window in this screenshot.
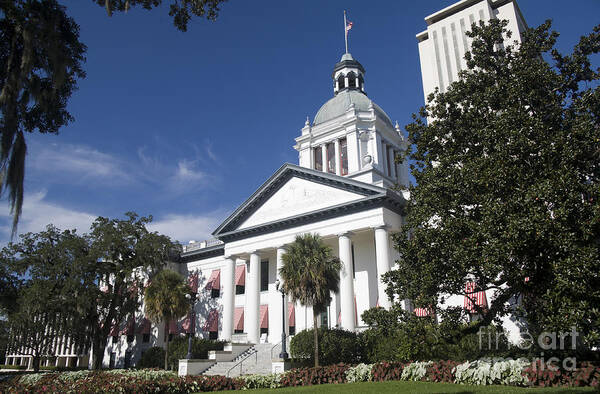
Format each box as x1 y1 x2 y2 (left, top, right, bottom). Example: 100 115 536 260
260 327 269 335
337 74 345 90
326 143 335 173
289 326 296 335
211 288 220 298
209 331 218 340
234 329 244 334
112 336 118 345
126 334 134 343
314 146 323 171
339 138 348 175
386 145 393 176
235 285 245 295
348 72 356 88
142 334 150 343
260 260 269 292
320 309 329 328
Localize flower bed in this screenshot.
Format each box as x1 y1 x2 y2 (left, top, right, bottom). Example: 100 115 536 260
1 359 599 392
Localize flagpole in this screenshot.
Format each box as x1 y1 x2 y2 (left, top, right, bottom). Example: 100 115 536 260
344 10 348 54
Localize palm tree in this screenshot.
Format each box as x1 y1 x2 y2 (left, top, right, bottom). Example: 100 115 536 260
279 233 342 367
144 269 190 370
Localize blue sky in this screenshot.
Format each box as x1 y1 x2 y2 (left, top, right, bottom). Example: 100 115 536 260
1 0 598 245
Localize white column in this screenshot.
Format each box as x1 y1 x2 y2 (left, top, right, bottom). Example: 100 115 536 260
321 144 328 173
246 252 261 344
374 226 392 309
334 139 341 175
275 247 288 340
221 256 236 342
338 232 355 331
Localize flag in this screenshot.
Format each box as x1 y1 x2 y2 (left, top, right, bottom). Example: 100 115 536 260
346 20 353 32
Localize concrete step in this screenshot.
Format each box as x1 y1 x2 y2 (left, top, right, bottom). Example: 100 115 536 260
202 342 277 377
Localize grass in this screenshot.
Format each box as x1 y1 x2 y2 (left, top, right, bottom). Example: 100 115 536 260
245 381 597 393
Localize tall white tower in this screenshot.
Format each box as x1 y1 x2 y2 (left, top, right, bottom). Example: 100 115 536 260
416 0 527 101
294 53 409 189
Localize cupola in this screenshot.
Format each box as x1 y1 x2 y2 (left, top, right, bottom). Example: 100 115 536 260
332 53 366 95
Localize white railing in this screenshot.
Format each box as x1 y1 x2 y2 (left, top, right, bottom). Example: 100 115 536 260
183 239 224 253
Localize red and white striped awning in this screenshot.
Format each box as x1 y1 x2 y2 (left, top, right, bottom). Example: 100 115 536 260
203 309 219 332
109 322 119 337
464 281 488 313
288 303 295 327
205 269 221 291
259 305 269 329
234 307 244 331
182 311 196 333
136 318 151 335
414 307 435 317
188 272 199 293
235 265 246 286
120 317 135 335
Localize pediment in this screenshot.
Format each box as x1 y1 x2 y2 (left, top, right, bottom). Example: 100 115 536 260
238 176 364 230
213 164 390 237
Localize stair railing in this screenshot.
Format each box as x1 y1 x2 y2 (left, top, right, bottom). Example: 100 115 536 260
226 347 257 377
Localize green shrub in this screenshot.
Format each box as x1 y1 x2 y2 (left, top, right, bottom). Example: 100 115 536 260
139 346 165 369
290 328 362 366
166 336 226 371
0 364 26 369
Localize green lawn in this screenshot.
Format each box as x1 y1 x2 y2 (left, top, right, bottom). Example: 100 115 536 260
245 381 596 393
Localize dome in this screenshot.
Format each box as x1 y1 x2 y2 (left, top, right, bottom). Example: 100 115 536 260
313 90 393 127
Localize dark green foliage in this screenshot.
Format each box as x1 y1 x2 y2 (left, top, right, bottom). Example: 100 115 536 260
387 19 600 350
138 346 165 369
0 0 86 235
290 328 362 366
360 306 517 363
1 213 178 371
166 336 225 371
93 0 227 31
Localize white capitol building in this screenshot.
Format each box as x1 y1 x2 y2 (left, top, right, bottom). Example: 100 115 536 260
6 0 528 370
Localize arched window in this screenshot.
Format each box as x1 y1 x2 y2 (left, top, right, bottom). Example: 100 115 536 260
358 75 364 90
347 72 357 88
337 74 345 90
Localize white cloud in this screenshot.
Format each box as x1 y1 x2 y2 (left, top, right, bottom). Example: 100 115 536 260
0 191 229 246
29 142 131 183
148 211 227 244
0 191 97 242
174 159 205 183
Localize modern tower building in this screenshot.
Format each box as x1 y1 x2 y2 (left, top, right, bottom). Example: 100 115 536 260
416 0 527 101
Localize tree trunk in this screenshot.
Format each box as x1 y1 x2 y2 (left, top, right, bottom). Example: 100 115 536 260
91 335 104 370
164 321 169 370
313 309 319 367
32 355 40 372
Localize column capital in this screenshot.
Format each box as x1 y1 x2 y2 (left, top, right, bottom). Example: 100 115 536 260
373 225 389 231
224 254 238 261
337 231 354 238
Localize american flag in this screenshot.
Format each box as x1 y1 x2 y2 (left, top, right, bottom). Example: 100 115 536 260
346 20 353 32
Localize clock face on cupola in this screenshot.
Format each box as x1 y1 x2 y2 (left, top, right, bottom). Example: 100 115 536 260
294 51 409 191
